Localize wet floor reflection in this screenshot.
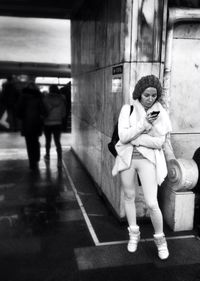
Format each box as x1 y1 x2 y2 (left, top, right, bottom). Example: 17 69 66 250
0 158 71 239
20 201 59 235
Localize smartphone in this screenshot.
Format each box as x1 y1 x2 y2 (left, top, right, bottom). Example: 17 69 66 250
150 111 160 117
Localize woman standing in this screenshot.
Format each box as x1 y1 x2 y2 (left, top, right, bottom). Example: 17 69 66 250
112 75 172 260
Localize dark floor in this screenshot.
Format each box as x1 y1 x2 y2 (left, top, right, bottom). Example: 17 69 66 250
0 132 200 281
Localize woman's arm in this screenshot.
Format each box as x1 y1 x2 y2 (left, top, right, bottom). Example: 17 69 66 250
131 134 166 149
118 104 152 144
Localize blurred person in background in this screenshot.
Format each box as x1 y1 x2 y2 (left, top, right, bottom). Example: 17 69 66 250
43 84 66 168
1 75 20 131
17 82 46 171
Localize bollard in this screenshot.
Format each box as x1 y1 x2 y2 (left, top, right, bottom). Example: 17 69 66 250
166 158 199 191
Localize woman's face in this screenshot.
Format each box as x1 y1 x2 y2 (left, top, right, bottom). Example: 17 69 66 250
140 87 157 109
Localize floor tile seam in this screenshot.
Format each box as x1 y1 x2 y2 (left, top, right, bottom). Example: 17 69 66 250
62 161 100 246
76 260 200 272
76 261 153 271
96 234 196 246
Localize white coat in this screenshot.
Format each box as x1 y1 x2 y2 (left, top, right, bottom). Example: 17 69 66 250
112 100 172 185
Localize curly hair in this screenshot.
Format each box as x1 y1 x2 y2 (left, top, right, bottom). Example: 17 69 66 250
132 75 162 100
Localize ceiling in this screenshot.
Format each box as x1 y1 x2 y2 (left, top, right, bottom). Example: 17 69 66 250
0 0 85 19
0 1 80 77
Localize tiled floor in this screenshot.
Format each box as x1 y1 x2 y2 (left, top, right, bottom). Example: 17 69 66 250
0 133 91 281
63 150 200 281
0 132 200 281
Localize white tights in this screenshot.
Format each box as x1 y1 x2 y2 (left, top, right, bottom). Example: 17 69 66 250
120 158 163 235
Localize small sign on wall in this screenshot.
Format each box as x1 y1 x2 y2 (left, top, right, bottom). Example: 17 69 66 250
112 65 123 93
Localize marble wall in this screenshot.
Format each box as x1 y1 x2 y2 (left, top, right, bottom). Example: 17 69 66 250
71 0 167 218
169 23 200 160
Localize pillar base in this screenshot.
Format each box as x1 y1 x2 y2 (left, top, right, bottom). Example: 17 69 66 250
160 185 195 231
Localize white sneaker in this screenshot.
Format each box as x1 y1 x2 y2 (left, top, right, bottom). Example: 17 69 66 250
127 226 140 253
154 233 169 260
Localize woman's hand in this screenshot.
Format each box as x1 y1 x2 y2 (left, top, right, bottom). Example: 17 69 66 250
146 112 159 124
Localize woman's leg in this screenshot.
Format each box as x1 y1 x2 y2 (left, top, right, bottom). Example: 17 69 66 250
136 159 163 235
137 159 169 259
120 161 137 227
44 126 52 159
120 161 140 252
52 125 62 161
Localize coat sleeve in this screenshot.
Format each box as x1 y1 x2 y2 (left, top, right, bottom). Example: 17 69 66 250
131 134 166 149
118 104 152 144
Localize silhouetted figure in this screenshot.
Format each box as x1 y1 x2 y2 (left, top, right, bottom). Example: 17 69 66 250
17 82 46 170
43 85 66 168
1 75 20 131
